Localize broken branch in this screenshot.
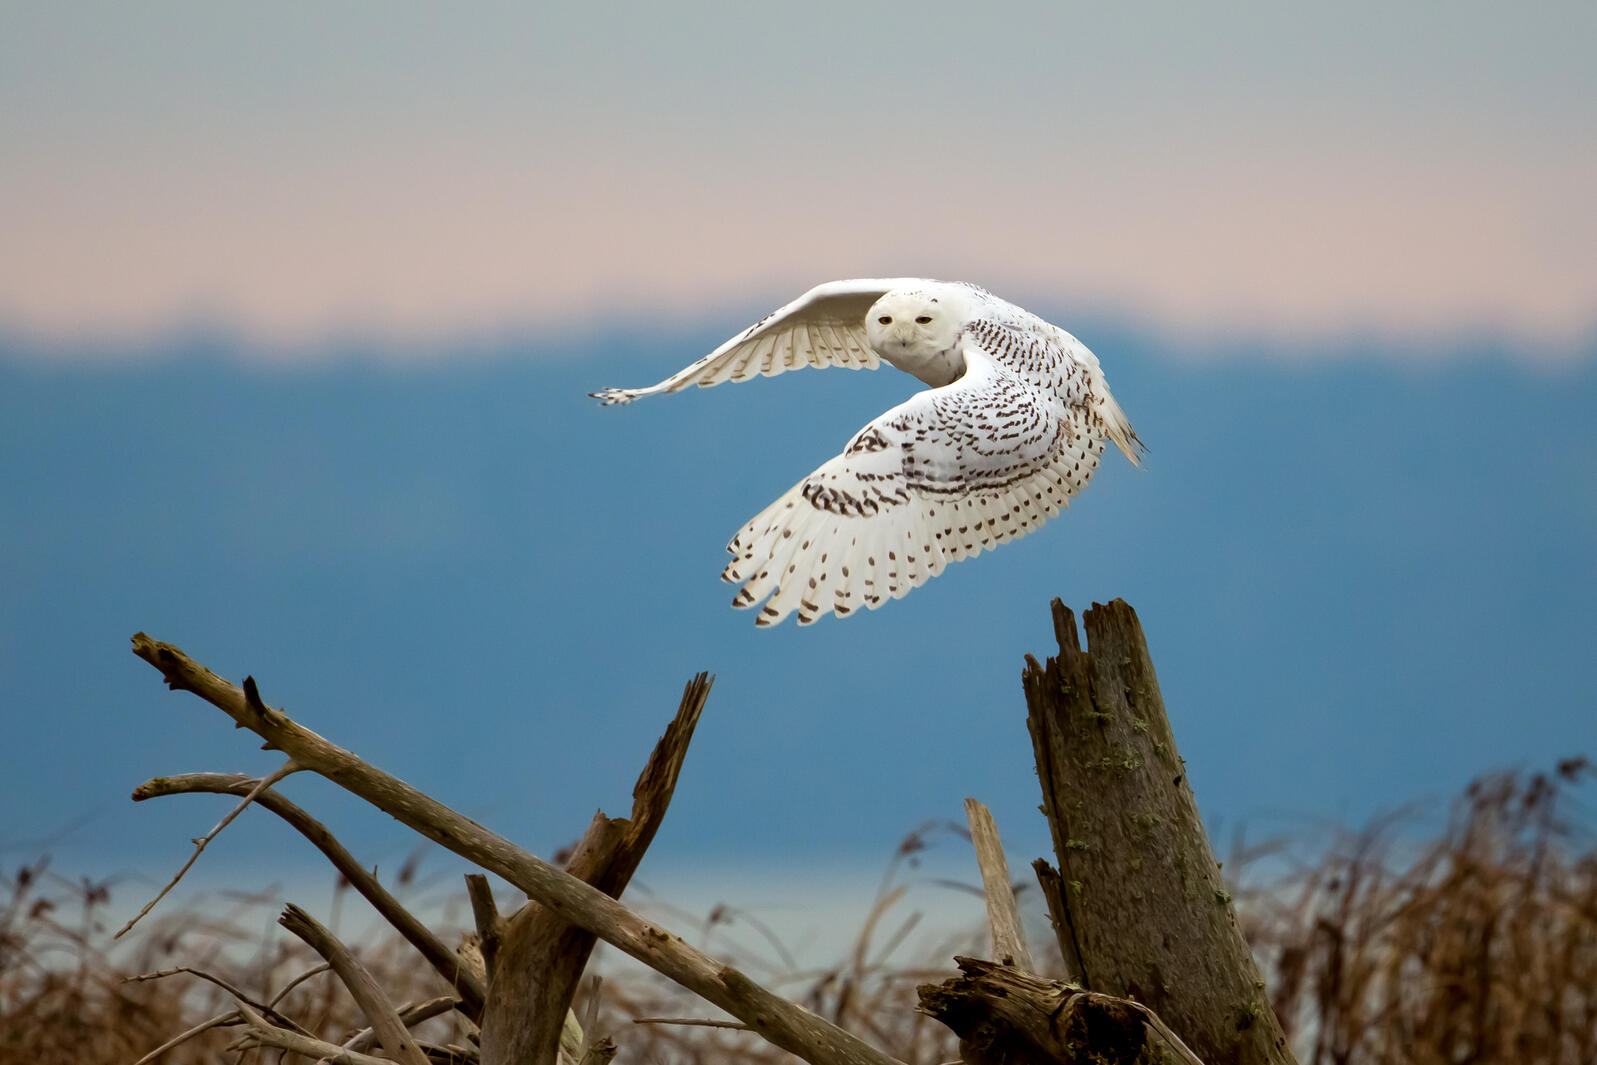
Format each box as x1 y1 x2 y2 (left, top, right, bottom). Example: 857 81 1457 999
132 771 486 1019
131 633 905 1065
115 758 299 938
278 903 432 1065
963 798 1033 971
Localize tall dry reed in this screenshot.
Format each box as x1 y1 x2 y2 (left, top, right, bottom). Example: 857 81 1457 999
2 761 1590 1064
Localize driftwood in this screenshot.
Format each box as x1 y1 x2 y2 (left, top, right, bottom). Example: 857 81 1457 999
133 772 486 1019
278 904 433 1065
921 958 1204 1065
962 798 1033 972
478 676 706 1065
128 634 905 1065
1024 600 1293 1065
923 797 1204 1065
126 596 1293 1065
917 600 1297 1065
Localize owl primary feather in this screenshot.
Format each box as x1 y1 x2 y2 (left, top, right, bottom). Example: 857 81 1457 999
592 279 1143 627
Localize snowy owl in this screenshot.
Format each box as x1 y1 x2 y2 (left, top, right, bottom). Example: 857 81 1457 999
592 279 1143 627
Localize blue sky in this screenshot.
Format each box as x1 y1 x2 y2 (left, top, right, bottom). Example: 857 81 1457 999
1 5 1593 928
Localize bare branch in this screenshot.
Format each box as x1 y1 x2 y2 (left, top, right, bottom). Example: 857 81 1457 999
963 798 1034 971
133 771 486 1019
464 873 501 980
345 996 464 1054
484 672 712 1065
115 758 299 938
278 903 432 1065
124 965 313 1036
633 1017 754 1031
131 1010 239 1065
269 961 332 1008
232 998 395 1065
131 635 904 1065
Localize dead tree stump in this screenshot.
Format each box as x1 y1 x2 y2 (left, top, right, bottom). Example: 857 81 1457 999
479 675 710 1065
920 957 1188 1065
1026 599 1292 1065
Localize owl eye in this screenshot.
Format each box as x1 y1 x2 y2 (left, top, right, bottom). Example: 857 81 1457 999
878 316 893 325
915 315 933 324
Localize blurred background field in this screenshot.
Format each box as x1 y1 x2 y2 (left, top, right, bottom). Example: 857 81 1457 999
4 760 1592 1064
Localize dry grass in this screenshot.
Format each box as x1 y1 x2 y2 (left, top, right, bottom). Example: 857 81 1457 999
1241 756 1596 1065
592 820 984 1065
2 761 1591 1065
0 855 477 1065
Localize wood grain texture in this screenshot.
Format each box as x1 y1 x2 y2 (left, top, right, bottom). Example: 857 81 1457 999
918 956 1203 1065
278 904 432 1065
1023 599 1294 1065
1031 858 1084 986
963 798 1033 971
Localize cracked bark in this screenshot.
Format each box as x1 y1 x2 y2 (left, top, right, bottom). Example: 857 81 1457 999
1023 599 1294 1065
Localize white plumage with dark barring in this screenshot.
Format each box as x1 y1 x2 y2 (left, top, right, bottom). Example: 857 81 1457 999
592 279 1143 626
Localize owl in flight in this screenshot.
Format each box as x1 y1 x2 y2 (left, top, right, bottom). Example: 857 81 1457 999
593 279 1142 627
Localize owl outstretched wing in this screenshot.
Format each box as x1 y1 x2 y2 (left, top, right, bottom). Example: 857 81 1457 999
590 278 928 405
723 342 1110 626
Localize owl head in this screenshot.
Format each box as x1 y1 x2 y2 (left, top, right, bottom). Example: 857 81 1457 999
865 286 965 358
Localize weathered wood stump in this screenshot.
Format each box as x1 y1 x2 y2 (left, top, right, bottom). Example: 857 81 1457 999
1025 599 1292 1065
921 957 1193 1065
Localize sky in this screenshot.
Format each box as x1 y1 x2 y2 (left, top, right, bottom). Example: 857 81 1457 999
1 4 1594 957
3 2 1595 345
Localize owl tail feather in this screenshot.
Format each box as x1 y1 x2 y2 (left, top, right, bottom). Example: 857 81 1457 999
1100 389 1145 466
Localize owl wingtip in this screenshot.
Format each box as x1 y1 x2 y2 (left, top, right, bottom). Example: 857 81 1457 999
589 387 636 406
